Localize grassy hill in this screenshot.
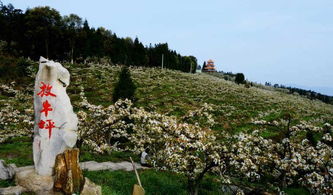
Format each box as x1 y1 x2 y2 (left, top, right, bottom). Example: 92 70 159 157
1 62 332 194
69 64 333 138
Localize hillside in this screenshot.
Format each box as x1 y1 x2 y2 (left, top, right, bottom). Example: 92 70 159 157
1 62 333 194
70 64 333 138
1 62 333 139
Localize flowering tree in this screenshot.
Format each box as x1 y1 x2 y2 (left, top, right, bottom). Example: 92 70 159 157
76 86 333 194
182 103 216 128
77 87 133 153
230 122 333 194
0 84 33 143
129 112 223 195
77 87 224 195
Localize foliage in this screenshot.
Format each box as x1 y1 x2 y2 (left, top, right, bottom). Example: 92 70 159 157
235 73 245 84
202 61 206 71
0 84 33 143
112 66 136 103
211 71 333 105
0 55 36 85
0 178 15 188
77 89 222 194
267 82 333 105
76 88 333 194
0 3 197 72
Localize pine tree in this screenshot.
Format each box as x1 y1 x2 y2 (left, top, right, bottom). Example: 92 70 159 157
202 61 206 71
112 66 136 103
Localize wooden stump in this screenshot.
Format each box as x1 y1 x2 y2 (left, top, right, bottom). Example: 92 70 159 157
53 148 85 195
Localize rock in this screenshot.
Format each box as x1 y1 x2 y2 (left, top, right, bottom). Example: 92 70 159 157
13 165 34 173
54 149 85 194
80 161 147 172
33 57 78 176
13 161 101 195
15 167 54 194
0 185 27 195
0 160 15 180
81 178 102 195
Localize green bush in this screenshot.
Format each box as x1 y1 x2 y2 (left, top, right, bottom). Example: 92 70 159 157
0 55 17 79
16 57 32 77
0 55 34 80
235 73 245 84
112 66 136 103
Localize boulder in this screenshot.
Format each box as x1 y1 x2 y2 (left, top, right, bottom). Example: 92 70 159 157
15 167 54 194
81 178 102 195
33 57 78 176
0 160 15 180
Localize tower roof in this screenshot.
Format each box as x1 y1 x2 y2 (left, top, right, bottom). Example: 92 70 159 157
203 59 217 72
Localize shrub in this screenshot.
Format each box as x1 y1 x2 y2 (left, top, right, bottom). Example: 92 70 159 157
0 55 35 80
16 58 33 77
235 73 245 84
112 66 136 103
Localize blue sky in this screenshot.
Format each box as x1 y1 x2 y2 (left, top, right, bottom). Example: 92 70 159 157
4 0 333 95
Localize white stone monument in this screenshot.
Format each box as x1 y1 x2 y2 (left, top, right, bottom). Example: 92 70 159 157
33 57 78 176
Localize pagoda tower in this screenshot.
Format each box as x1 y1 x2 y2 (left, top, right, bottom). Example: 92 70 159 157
203 59 217 72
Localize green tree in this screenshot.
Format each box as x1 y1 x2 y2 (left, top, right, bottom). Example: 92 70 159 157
0 3 24 55
132 37 147 66
188 55 197 73
202 61 206 71
25 6 62 59
0 2 201 74
63 14 82 63
235 73 245 84
112 66 136 103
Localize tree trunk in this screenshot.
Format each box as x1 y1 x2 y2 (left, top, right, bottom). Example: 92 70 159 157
188 179 199 195
45 39 49 59
281 172 287 188
71 47 74 64
70 41 74 64
187 162 216 195
76 139 83 149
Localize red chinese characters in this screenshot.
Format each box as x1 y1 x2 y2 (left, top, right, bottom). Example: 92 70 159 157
37 82 56 97
37 82 56 139
40 100 53 117
38 120 45 129
38 120 55 139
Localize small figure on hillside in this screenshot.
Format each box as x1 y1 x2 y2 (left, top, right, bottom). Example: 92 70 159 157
140 148 151 167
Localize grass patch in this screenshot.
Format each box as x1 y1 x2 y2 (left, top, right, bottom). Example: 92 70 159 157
260 128 282 139
0 137 33 166
0 179 15 188
80 149 139 163
0 137 140 167
84 169 221 195
283 186 310 195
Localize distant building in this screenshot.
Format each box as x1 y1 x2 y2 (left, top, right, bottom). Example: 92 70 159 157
202 59 217 72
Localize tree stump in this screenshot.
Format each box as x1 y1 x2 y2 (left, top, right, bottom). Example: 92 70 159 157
53 148 85 194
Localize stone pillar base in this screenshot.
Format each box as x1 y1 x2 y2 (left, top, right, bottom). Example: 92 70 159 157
12 166 101 195
0 148 103 195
